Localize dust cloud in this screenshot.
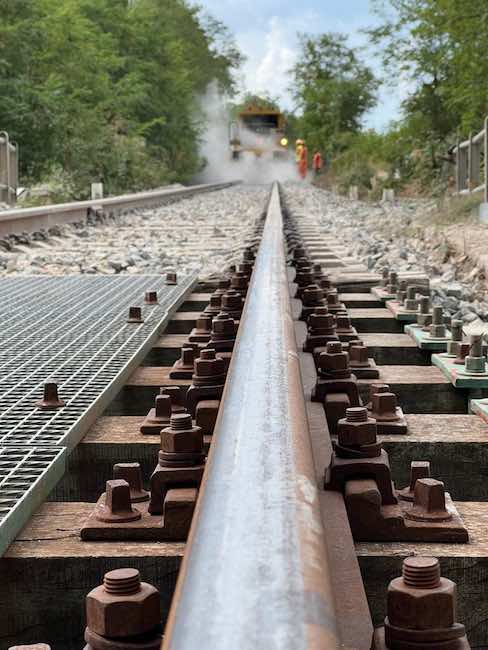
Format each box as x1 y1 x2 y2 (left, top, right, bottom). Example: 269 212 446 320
194 83 305 185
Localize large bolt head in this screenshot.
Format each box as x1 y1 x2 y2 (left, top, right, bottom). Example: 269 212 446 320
194 355 225 376
387 577 456 630
161 426 203 453
337 419 377 446
86 582 160 638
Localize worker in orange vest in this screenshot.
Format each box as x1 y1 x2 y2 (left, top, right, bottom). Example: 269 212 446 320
313 150 323 176
299 141 308 179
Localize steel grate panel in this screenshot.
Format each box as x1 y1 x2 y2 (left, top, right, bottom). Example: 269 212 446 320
0 275 195 447
0 445 66 555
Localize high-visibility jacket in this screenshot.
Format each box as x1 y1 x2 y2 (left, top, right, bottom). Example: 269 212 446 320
313 152 323 170
295 143 304 163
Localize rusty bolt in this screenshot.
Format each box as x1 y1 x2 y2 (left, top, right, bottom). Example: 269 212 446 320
384 557 467 648
113 463 149 503
165 272 177 285
293 245 307 259
213 278 231 297
205 294 223 316
96 480 142 523
380 267 389 287
464 334 486 374
144 291 158 305
446 319 463 357
211 313 236 340
349 344 370 368
326 291 340 308
404 286 418 311
176 347 196 371
193 314 212 335
308 308 336 334
386 271 398 294
337 407 377 447
370 392 400 422
221 290 243 314
398 460 431 502
454 341 471 365
192 349 226 386
336 315 355 335
405 478 452 522
417 296 432 329
36 382 65 410
127 306 143 323
302 284 325 306
396 280 408 304
159 413 204 465
429 306 446 338
230 271 249 291
160 386 187 413
243 247 255 262
317 341 350 379
85 568 161 639
238 261 253 278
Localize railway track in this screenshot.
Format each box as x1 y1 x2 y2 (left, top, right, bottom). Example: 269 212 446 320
0 181 238 238
0 181 487 649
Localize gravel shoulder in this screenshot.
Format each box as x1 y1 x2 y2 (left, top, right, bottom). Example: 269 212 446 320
0 185 268 279
282 182 488 328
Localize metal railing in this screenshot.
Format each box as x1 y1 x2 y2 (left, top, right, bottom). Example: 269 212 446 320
162 183 350 649
0 131 18 206
454 117 488 200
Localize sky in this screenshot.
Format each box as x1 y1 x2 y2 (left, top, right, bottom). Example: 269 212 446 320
199 0 404 131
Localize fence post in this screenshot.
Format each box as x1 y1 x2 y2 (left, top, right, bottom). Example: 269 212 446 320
485 117 488 203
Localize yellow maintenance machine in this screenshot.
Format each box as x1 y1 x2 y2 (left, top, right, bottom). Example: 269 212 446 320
229 104 289 160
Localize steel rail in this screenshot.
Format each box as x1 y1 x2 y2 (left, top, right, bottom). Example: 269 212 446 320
0 181 239 237
163 182 342 649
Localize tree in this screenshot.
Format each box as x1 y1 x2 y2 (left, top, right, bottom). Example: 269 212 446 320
290 33 379 155
0 0 242 197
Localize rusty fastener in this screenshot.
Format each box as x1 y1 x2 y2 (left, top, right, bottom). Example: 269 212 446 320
336 315 355 335
429 306 446 338
370 392 401 422
405 478 452 522
210 313 237 346
221 290 244 318
367 383 390 409
335 407 381 459
398 461 431 502
140 394 173 435
169 347 197 380
127 306 143 323
36 382 65 410
188 314 213 343
160 386 187 413
446 319 463 357
113 463 149 503
386 271 398 294
144 291 158 305
317 341 351 379
377 556 469 650
463 334 486 374
204 293 223 316
403 285 418 312
213 278 231 298
348 343 370 368
396 280 408 304
380 267 389 287
454 341 471 365
148 413 205 514
96 480 142 523
191 349 226 386
85 568 162 646
165 272 177 285
302 284 325 308
230 270 249 294
417 296 432 330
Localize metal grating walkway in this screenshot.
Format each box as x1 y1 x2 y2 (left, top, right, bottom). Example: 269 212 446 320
0 445 66 555
0 275 195 448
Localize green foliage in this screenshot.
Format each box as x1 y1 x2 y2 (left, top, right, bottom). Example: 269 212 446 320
290 33 379 155
368 0 488 186
0 0 241 198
